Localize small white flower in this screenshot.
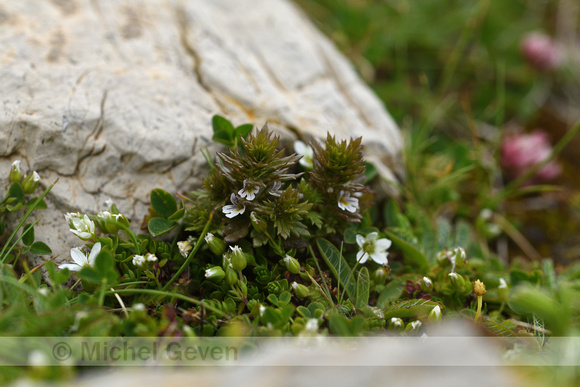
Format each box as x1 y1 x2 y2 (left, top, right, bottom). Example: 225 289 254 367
429 305 442 322
204 232 215 243
423 276 432 288
356 232 391 264
132 254 146 268
105 198 115 208
499 278 507 289
31 171 40 183
294 140 314 169
391 317 402 328
268 181 283 197
222 193 245 218
11 160 21 171
146 253 157 263
133 303 146 311
238 179 260 201
37 287 50 296
411 320 422 330
259 304 266 317
305 318 319 332
59 242 101 271
177 240 192 258
337 190 359 213
97 210 123 222
65 212 96 241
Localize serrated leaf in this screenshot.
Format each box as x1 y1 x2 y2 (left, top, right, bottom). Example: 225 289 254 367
355 267 370 310
384 229 429 273
316 238 356 302
29 241 52 255
481 318 516 337
150 189 177 218
22 224 34 246
148 218 177 237
383 299 442 320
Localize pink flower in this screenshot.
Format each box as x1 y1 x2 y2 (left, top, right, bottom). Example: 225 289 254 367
500 130 561 183
520 32 563 71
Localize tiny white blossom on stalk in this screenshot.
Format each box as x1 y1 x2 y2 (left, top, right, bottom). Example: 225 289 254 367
337 190 359 213
59 242 101 271
146 253 157 263
294 140 314 169
238 179 260 201
499 278 507 289
356 232 391 264
65 212 96 241
132 255 146 268
222 193 245 218
305 318 319 332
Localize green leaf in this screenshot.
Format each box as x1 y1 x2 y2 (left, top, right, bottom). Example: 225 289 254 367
316 238 356 302
480 318 516 337
79 267 102 283
509 286 569 336
22 224 34 246
150 189 177 218
383 299 442 320
234 123 254 139
384 229 429 273
148 218 177 237
355 267 370 309
278 291 291 307
8 183 25 203
377 274 419 308
168 207 185 221
29 241 52 255
24 198 47 210
212 115 235 145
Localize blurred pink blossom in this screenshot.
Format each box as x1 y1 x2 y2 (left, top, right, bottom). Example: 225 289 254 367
520 32 563 71
500 130 561 183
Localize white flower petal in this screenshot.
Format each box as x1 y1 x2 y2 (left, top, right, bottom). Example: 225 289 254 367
370 252 389 265
375 238 392 251
58 263 83 272
87 242 102 266
356 234 366 248
70 248 88 266
357 251 369 264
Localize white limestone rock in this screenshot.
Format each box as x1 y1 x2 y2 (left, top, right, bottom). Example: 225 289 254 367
0 0 403 265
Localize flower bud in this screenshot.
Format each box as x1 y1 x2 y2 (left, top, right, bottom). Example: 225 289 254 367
373 267 389 285
177 240 193 258
9 160 21 183
448 272 465 289
96 211 128 234
473 279 487 296
204 233 226 255
205 266 225 282
498 278 509 300
22 171 40 194
428 305 442 323
229 245 247 272
291 281 309 299
283 255 301 274
420 276 433 292
225 264 238 286
388 317 404 330
405 320 422 333
250 211 268 233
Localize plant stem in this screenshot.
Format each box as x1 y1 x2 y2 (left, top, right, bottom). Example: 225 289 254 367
161 212 213 291
474 295 483 322
105 288 228 317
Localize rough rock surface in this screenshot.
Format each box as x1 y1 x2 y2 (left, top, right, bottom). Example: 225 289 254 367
0 0 403 265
